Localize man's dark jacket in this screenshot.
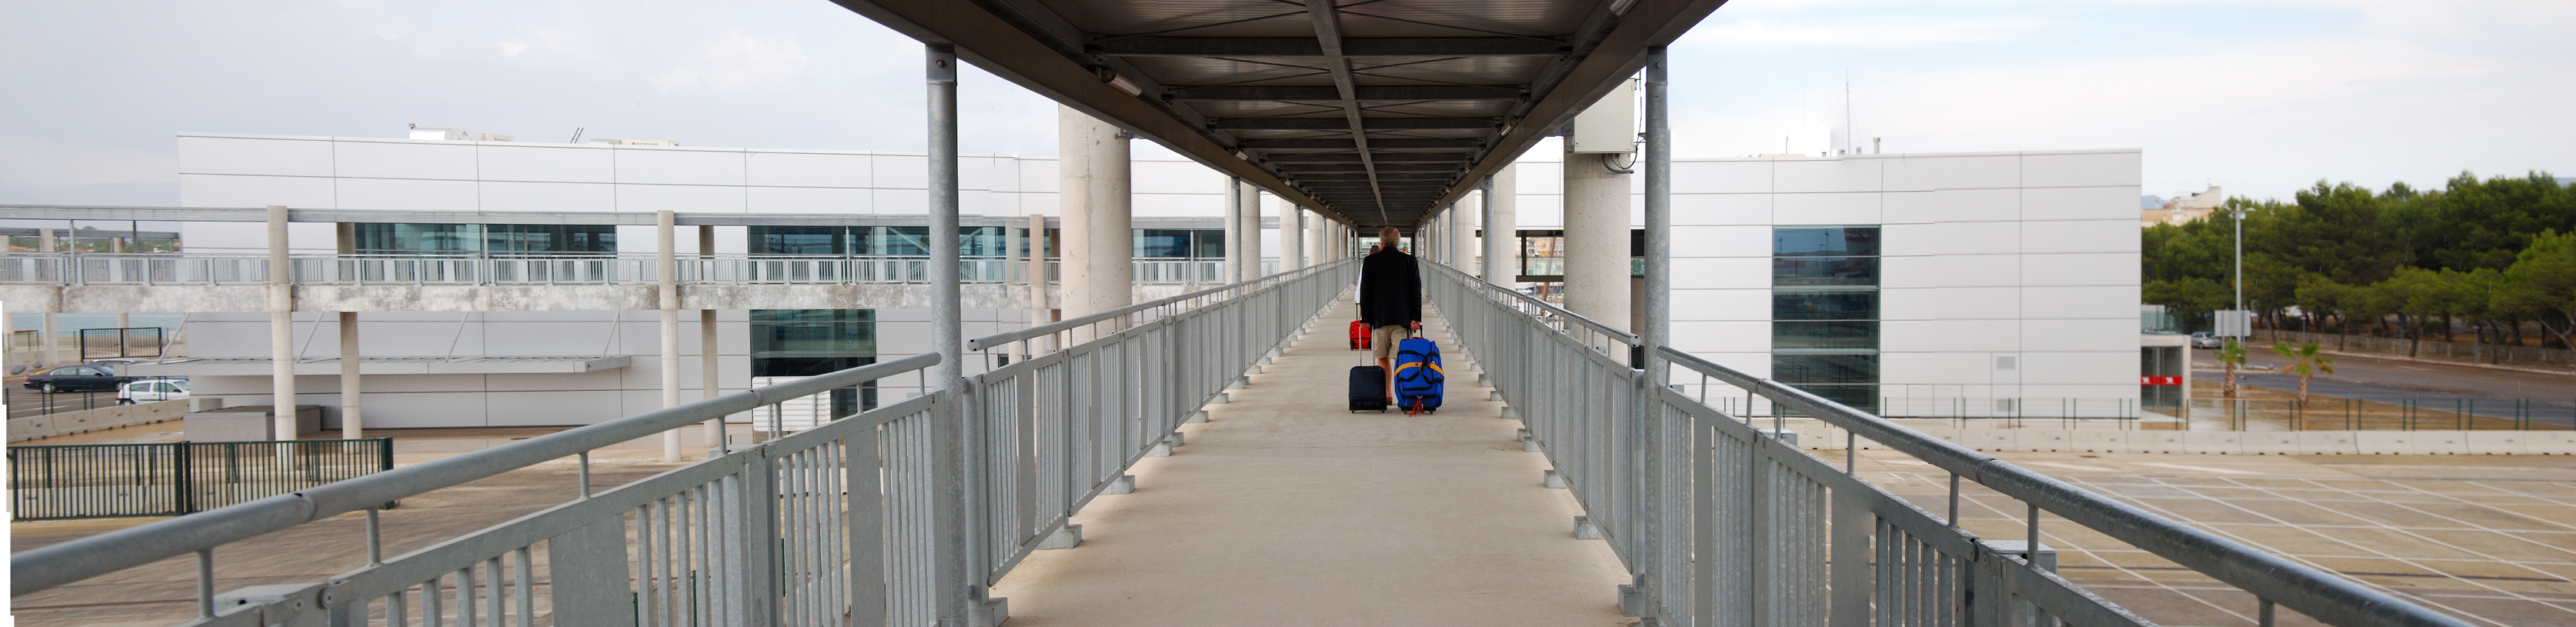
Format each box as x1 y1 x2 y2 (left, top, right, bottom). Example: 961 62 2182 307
1359 246 1422 329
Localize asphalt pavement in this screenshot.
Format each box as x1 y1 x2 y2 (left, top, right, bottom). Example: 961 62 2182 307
2197 346 2576 428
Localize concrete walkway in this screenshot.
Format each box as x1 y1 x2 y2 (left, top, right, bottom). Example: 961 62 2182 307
989 295 1633 626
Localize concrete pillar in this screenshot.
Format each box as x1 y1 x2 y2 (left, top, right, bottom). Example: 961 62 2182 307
1237 182 1263 281
1278 198 1305 272
1224 177 1243 283
1564 148 1631 333
1058 105 1133 322
1483 165 1519 285
1305 208 1325 267
1450 195 1473 268
112 235 128 332
656 210 681 462
700 225 722 455
38 228 58 366
267 205 296 440
1028 214 1049 327
336 223 362 439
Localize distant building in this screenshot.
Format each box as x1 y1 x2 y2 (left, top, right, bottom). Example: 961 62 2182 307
2140 185 2222 227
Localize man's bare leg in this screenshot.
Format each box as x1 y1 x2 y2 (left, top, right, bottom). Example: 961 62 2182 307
1380 356 1396 402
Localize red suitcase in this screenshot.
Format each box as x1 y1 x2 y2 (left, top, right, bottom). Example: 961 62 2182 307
1349 320 1372 350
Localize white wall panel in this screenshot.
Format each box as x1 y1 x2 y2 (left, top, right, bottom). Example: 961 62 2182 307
2021 252 2135 287
1772 192 1881 225
1879 319 1941 352
487 391 626 426
616 148 747 186
1924 155 2021 189
616 184 746 214
872 154 928 189
2015 351 2133 385
746 152 871 188
2020 285 2142 320
1516 161 1563 195
1877 157 1938 192
1671 193 1769 226
1878 287 1937 322
480 182 616 213
1668 256 1767 290
1926 188 2020 223
479 145 616 183
1933 221 2021 256
1019 159 1059 193
336 178 481 212
1132 193 1220 218
750 185 872 215
2019 151 2142 188
2020 219 2139 254
1670 288 1769 322
179 135 335 177
1669 320 1770 354
1671 159 1770 194
1668 225 1768 258
1933 254 2020 288
332 140 478 180
1931 285 2021 320
1772 158 1882 194
352 392 492 428
179 174 337 209
2021 319 2135 353
1517 195 1564 228
2020 186 2137 222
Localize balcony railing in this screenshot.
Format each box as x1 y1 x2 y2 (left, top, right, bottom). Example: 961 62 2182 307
0 253 1246 287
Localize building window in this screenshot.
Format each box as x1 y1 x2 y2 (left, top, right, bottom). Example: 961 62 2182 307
353 224 616 254
751 309 876 415
1774 225 1880 412
749 226 1009 257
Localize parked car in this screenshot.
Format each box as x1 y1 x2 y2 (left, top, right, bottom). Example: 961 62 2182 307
2189 332 2225 349
23 363 135 393
118 377 189 405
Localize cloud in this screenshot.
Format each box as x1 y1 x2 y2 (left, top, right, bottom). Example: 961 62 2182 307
1685 16 2046 48
647 30 809 92
498 42 528 57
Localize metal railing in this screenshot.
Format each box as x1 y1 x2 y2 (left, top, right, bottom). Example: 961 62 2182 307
8 259 1356 626
1421 261 2473 627
8 439 394 521
0 252 1256 287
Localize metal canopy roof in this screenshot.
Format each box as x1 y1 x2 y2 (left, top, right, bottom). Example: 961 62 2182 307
831 0 1727 230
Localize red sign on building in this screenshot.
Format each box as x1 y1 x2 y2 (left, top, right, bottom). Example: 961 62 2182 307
2140 375 2182 386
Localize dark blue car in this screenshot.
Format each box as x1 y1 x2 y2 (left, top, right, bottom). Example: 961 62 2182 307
23 363 135 393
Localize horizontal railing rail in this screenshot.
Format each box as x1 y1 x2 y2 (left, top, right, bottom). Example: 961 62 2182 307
1423 260 2475 627
0 252 1250 287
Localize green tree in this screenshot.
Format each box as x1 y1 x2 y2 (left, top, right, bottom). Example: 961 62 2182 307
2217 338 2247 398
2504 230 2576 354
2271 341 2337 402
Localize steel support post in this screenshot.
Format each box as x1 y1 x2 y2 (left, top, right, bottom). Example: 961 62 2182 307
267 205 296 441
701 225 723 456
926 42 993 627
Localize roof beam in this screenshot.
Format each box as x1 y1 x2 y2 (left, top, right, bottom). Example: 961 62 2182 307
1302 0 1388 224
1168 85 1523 102
1241 138 1480 149
1096 36 1564 58
1211 117 1498 131
1270 153 1468 163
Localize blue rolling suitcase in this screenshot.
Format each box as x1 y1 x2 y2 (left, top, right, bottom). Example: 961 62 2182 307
1393 338 1443 415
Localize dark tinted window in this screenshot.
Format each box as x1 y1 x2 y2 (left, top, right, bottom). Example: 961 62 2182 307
1773 292 1878 321
1773 257 1877 286
1136 229 1193 258
750 226 849 255
1772 321 1878 350
1773 227 1880 257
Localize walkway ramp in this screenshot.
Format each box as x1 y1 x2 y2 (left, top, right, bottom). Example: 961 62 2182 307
992 295 1629 625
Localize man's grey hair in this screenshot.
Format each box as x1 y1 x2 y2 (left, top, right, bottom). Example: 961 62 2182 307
1378 226 1400 243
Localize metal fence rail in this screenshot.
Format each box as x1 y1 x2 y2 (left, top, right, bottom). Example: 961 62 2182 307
8 439 394 521
10 260 1355 627
1420 262 2475 627
0 252 1248 286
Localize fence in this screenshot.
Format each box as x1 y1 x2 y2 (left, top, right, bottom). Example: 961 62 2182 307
79 326 166 359
0 252 1248 287
7 439 393 521
8 259 1355 626
1421 262 2471 627
2259 329 2576 369
2173 396 2576 431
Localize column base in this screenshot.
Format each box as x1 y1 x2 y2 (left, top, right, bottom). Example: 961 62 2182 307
1036 524 1083 549
1185 410 1208 423
1206 392 1230 405
1226 379 1246 390
970 598 1009 627
1574 515 1604 539
1543 469 1567 489
1500 405 1517 419
1617 584 1644 617
1102 475 1136 495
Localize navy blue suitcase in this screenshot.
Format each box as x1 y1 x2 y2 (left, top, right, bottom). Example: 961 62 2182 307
1349 365 1389 412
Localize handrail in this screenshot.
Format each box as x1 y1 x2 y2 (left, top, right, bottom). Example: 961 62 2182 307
1422 260 1637 346
8 352 942 595
967 258 1351 350
1657 345 2471 627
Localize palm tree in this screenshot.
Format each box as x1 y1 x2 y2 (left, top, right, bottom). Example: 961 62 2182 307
2271 341 2337 402
2217 338 2247 398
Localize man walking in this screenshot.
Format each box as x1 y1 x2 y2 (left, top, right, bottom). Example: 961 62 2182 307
1359 226 1422 402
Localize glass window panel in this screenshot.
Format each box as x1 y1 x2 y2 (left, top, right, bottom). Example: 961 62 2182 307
749 226 847 255
863 226 930 256
958 226 1003 256
1772 257 1877 286
1193 229 1226 258
488 225 617 254
1773 291 1879 320
1772 321 1878 350
749 309 875 357
1773 227 1880 257
355 224 482 254
1136 229 1193 258
1774 353 1878 386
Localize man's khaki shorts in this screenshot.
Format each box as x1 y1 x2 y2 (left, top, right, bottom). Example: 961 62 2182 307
1371 325 1413 359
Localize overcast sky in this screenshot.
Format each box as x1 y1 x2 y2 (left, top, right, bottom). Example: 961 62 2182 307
2 0 2568 207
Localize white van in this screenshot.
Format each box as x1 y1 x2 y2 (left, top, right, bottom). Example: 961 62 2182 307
117 377 189 405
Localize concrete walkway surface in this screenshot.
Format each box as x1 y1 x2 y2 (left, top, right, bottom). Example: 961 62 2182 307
989 295 1634 626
